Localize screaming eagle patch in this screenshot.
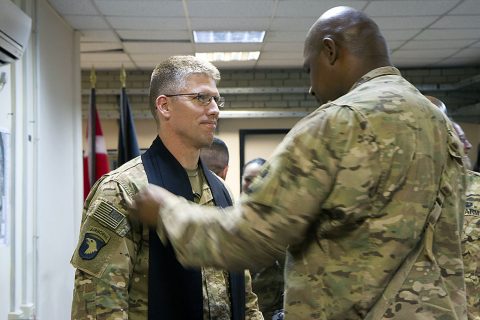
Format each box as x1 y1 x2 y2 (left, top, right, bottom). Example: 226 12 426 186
78 227 110 260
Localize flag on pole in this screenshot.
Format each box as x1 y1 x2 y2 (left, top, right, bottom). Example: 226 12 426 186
117 66 140 168
83 68 110 200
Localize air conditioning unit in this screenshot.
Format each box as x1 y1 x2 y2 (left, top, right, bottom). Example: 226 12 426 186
0 0 32 65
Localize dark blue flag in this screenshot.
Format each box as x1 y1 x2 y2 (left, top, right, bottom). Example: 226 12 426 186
117 87 140 168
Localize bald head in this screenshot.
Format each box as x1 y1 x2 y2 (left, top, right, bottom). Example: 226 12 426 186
306 6 390 60
425 95 447 114
304 6 392 104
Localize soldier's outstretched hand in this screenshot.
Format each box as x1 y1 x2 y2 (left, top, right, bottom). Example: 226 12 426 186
131 184 169 226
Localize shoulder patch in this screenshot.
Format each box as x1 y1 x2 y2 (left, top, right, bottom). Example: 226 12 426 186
78 227 110 260
91 200 126 230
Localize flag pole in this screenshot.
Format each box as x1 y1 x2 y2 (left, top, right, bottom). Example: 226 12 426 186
117 65 140 167
89 66 97 187
119 65 127 167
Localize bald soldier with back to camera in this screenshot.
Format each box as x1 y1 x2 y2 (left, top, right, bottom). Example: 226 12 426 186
133 7 467 319
71 56 262 320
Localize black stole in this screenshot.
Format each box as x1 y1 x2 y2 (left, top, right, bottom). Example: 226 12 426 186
142 136 245 320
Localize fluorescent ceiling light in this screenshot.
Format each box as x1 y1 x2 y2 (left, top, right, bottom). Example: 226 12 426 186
193 31 265 43
196 51 260 62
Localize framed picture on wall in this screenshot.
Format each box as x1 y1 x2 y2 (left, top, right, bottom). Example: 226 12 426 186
239 128 290 186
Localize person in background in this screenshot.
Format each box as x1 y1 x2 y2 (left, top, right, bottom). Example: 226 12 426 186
200 136 230 180
425 95 473 169
241 158 266 193
425 95 480 319
71 55 262 320
133 7 467 319
243 158 285 320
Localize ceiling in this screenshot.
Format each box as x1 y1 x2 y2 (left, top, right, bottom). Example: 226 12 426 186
46 0 480 71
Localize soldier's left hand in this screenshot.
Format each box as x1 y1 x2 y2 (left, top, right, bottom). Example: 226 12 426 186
131 184 168 227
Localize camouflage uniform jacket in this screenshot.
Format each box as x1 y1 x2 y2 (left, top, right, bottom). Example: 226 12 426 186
71 156 262 320
463 170 480 320
252 259 284 320
155 67 468 319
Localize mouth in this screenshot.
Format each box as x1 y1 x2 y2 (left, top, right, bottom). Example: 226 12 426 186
201 121 217 130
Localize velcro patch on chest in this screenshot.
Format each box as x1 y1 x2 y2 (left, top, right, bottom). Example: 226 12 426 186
91 200 126 230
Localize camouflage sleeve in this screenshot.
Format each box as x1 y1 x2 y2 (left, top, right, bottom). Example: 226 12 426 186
463 170 480 320
71 179 138 320
156 107 372 270
244 269 264 320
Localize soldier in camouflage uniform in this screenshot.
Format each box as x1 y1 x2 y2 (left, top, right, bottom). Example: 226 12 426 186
242 158 285 320
464 170 480 320
71 56 262 320
133 7 468 320
425 95 478 319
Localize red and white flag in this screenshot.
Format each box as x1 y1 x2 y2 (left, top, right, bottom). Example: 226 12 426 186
83 87 110 200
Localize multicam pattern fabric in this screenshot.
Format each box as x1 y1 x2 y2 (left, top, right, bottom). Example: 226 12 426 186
252 259 284 320
463 170 480 320
71 156 262 320
156 67 468 319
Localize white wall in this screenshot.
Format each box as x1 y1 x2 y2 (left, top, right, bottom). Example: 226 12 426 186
0 64 13 320
35 0 82 318
1 0 82 319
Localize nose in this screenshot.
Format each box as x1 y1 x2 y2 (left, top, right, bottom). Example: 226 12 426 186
207 99 220 117
308 87 315 96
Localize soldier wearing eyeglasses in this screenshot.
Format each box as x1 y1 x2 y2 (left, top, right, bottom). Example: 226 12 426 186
71 55 263 320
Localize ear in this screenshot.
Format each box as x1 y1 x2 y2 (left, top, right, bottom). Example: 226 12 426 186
322 37 337 65
219 166 229 181
156 95 171 119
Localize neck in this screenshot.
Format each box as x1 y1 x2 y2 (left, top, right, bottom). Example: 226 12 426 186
158 130 200 170
342 56 392 91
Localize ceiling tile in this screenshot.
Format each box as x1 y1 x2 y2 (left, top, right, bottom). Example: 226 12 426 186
256 59 303 68
48 0 98 15
95 0 184 17
81 42 123 53
401 39 476 50
117 30 191 41
81 61 136 70
451 47 480 58
450 0 480 14
187 1 275 18
392 48 458 59
265 31 308 42
270 17 318 31
415 28 480 40
211 61 258 70
275 1 366 17
262 42 304 52
380 29 420 41
190 18 269 30
431 15 480 29
194 43 262 52
81 52 132 62
387 40 407 50
80 30 119 41
439 57 480 67
260 52 303 60
123 42 193 54
373 16 437 30
107 17 188 30
130 53 174 61
364 0 457 16
391 57 440 67
64 15 110 29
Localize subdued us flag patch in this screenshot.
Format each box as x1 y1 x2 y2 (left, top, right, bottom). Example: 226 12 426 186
92 200 126 230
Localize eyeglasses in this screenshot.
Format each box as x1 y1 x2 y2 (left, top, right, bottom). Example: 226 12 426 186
165 92 225 108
